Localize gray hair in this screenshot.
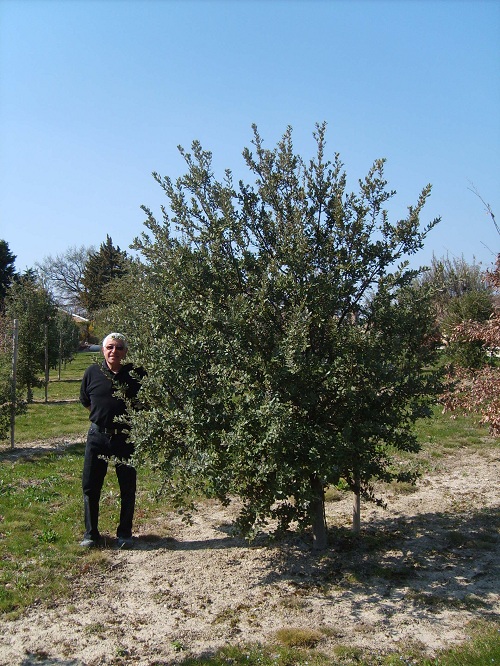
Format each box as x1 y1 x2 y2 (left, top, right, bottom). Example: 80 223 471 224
102 332 128 350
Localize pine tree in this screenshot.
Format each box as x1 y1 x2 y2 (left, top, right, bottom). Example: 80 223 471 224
80 236 127 316
4 272 58 402
0 240 17 306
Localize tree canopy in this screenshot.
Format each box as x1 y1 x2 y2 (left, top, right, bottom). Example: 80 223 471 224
4 272 59 402
0 240 17 306
36 244 94 314
80 236 127 316
120 124 442 547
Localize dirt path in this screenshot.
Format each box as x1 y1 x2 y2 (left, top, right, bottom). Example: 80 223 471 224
0 443 499 665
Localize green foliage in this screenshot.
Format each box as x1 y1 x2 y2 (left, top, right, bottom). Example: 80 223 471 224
0 317 27 440
80 235 127 316
91 257 147 344
441 291 494 368
0 239 17 305
0 356 26 441
421 255 494 369
4 273 59 402
422 255 490 303
55 309 81 368
123 124 441 543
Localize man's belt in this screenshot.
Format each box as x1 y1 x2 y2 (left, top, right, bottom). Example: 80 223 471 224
91 423 125 436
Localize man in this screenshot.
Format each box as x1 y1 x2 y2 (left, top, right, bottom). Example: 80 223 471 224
79 332 144 548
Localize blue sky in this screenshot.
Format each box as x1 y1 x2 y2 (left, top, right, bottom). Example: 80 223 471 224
1 0 499 274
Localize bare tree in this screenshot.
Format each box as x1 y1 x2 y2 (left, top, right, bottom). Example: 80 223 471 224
468 183 499 238
36 245 94 314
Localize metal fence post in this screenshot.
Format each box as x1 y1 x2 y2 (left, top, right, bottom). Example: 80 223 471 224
10 318 18 449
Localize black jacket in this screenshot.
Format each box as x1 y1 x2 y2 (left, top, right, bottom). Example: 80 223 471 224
80 361 145 429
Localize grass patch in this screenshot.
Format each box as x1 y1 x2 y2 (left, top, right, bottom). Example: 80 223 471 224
1 352 96 446
274 627 324 648
177 643 331 665
406 590 488 612
173 620 500 665
414 405 493 455
0 442 165 618
8 402 89 442
32 352 99 397
421 621 500 665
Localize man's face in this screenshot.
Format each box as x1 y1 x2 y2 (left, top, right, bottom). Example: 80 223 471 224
102 338 127 372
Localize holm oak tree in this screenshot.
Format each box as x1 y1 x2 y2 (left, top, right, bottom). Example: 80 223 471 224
125 124 442 548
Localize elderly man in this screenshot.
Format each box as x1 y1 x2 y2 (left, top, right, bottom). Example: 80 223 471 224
79 332 144 548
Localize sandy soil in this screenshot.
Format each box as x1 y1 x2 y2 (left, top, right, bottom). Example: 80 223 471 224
0 440 499 666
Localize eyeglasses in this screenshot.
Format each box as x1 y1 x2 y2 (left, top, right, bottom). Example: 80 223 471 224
105 345 125 351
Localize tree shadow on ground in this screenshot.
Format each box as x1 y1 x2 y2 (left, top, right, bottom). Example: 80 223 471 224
256 504 500 621
0 441 85 462
20 657 82 666
134 504 500 622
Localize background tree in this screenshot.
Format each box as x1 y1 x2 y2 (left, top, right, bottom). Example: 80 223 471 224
90 257 148 344
420 255 494 368
440 192 499 435
55 310 81 379
0 240 17 308
0 316 26 439
124 124 441 548
441 254 499 434
4 272 58 402
80 236 127 317
36 245 94 315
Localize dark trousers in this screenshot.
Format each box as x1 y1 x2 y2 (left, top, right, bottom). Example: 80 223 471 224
82 425 137 541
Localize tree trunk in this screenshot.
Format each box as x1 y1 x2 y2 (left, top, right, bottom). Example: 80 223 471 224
310 475 328 550
58 332 62 381
10 318 18 450
44 324 49 404
352 476 361 533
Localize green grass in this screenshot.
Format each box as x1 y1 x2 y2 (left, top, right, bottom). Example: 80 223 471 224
414 405 494 454
0 444 87 614
9 401 89 442
31 350 98 401
421 622 500 665
1 351 97 445
172 621 500 665
0 442 165 618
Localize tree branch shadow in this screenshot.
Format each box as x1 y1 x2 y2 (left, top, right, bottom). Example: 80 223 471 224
257 505 500 621
134 504 499 621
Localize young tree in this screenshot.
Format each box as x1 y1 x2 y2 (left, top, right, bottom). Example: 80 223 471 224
80 236 127 316
126 124 441 548
0 316 26 440
55 310 81 378
4 272 58 402
36 245 94 315
0 240 17 307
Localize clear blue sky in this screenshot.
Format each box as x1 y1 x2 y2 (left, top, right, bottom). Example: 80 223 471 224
1 0 499 274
